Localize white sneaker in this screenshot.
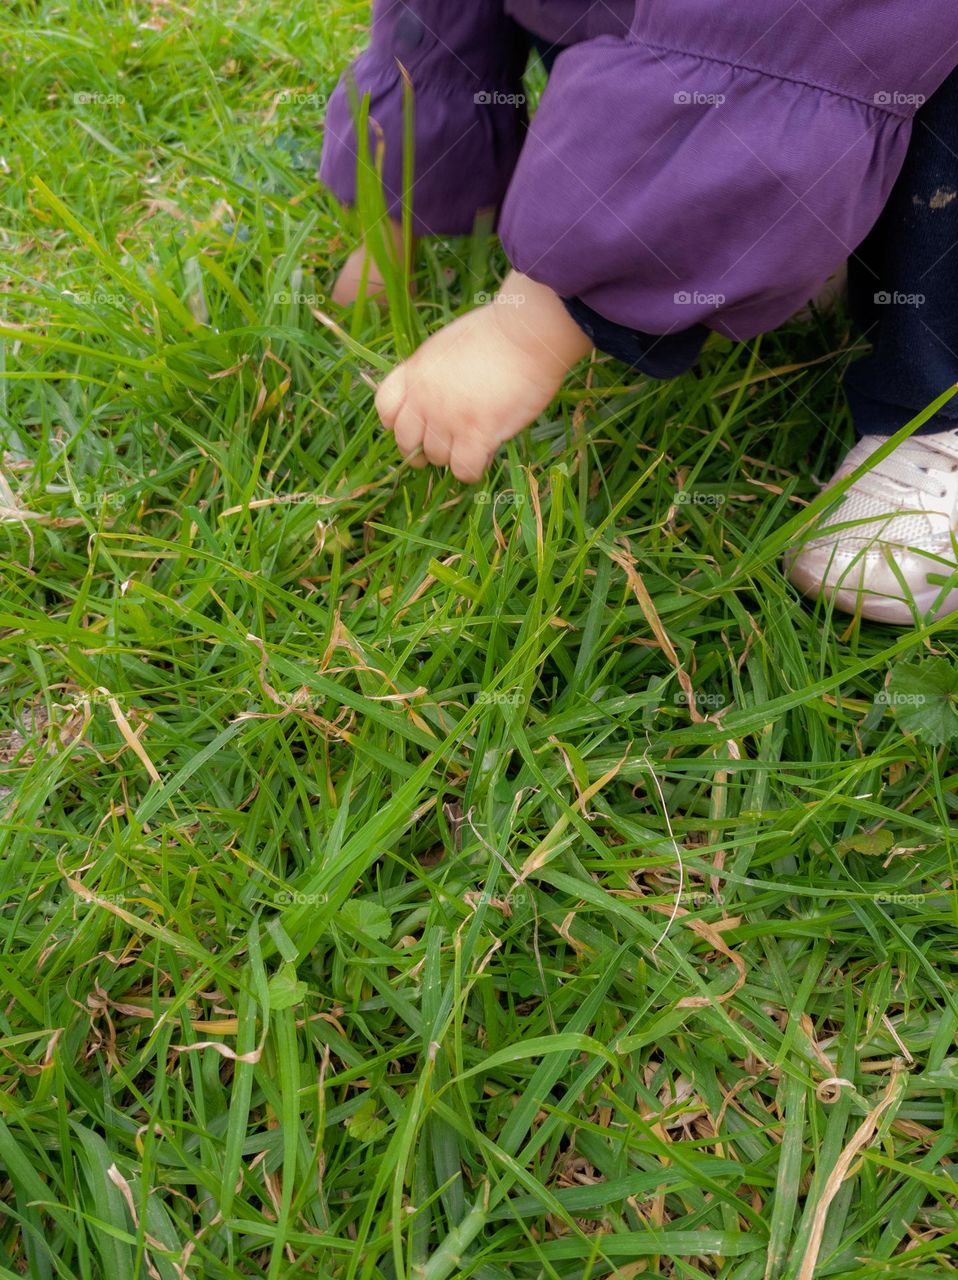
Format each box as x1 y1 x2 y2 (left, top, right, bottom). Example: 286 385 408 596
786 427 958 623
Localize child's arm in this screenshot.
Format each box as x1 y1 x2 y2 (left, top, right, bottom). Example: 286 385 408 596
321 0 529 297
377 0 957 479
375 271 592 482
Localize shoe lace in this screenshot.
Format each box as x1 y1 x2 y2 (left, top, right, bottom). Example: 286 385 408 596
858 429 958 501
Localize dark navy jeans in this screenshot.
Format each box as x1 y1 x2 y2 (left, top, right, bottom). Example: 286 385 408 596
530 35 958 436
845 66 958 436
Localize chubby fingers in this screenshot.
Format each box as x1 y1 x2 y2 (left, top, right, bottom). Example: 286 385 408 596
394 409 428 468
377 366 427 468
449 437 490 485
375 366 407 431
422 423 452 469
375 360 490 483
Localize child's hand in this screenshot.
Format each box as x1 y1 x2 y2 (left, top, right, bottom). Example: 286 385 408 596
375 272 592 483
331 219 410 307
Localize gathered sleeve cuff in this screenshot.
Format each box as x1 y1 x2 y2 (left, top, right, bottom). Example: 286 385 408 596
320 0 529 236
499 1 956 343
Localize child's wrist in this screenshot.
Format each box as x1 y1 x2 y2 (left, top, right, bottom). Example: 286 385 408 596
488 271 593 385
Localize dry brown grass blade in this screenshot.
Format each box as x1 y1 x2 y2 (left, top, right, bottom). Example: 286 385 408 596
796 1061 908 1280
518 748 629 882
247 634 310 709
107 1164 167 1280
608 539 694 707
608 539 743 761
103 691 161 781
647 905 747 1007
171 1040 262 1064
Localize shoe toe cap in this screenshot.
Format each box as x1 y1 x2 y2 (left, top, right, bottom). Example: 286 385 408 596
786 540 958 622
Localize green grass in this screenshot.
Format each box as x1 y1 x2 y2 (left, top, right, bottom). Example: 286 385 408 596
1 2 957 1277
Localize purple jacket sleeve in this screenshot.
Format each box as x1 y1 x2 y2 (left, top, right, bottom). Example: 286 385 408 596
320 1 529 236
499 0 958 341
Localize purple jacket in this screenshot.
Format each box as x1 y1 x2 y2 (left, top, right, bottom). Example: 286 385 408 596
320 1 958 342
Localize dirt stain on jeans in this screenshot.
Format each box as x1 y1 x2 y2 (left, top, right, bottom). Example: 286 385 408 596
929 187 957 209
